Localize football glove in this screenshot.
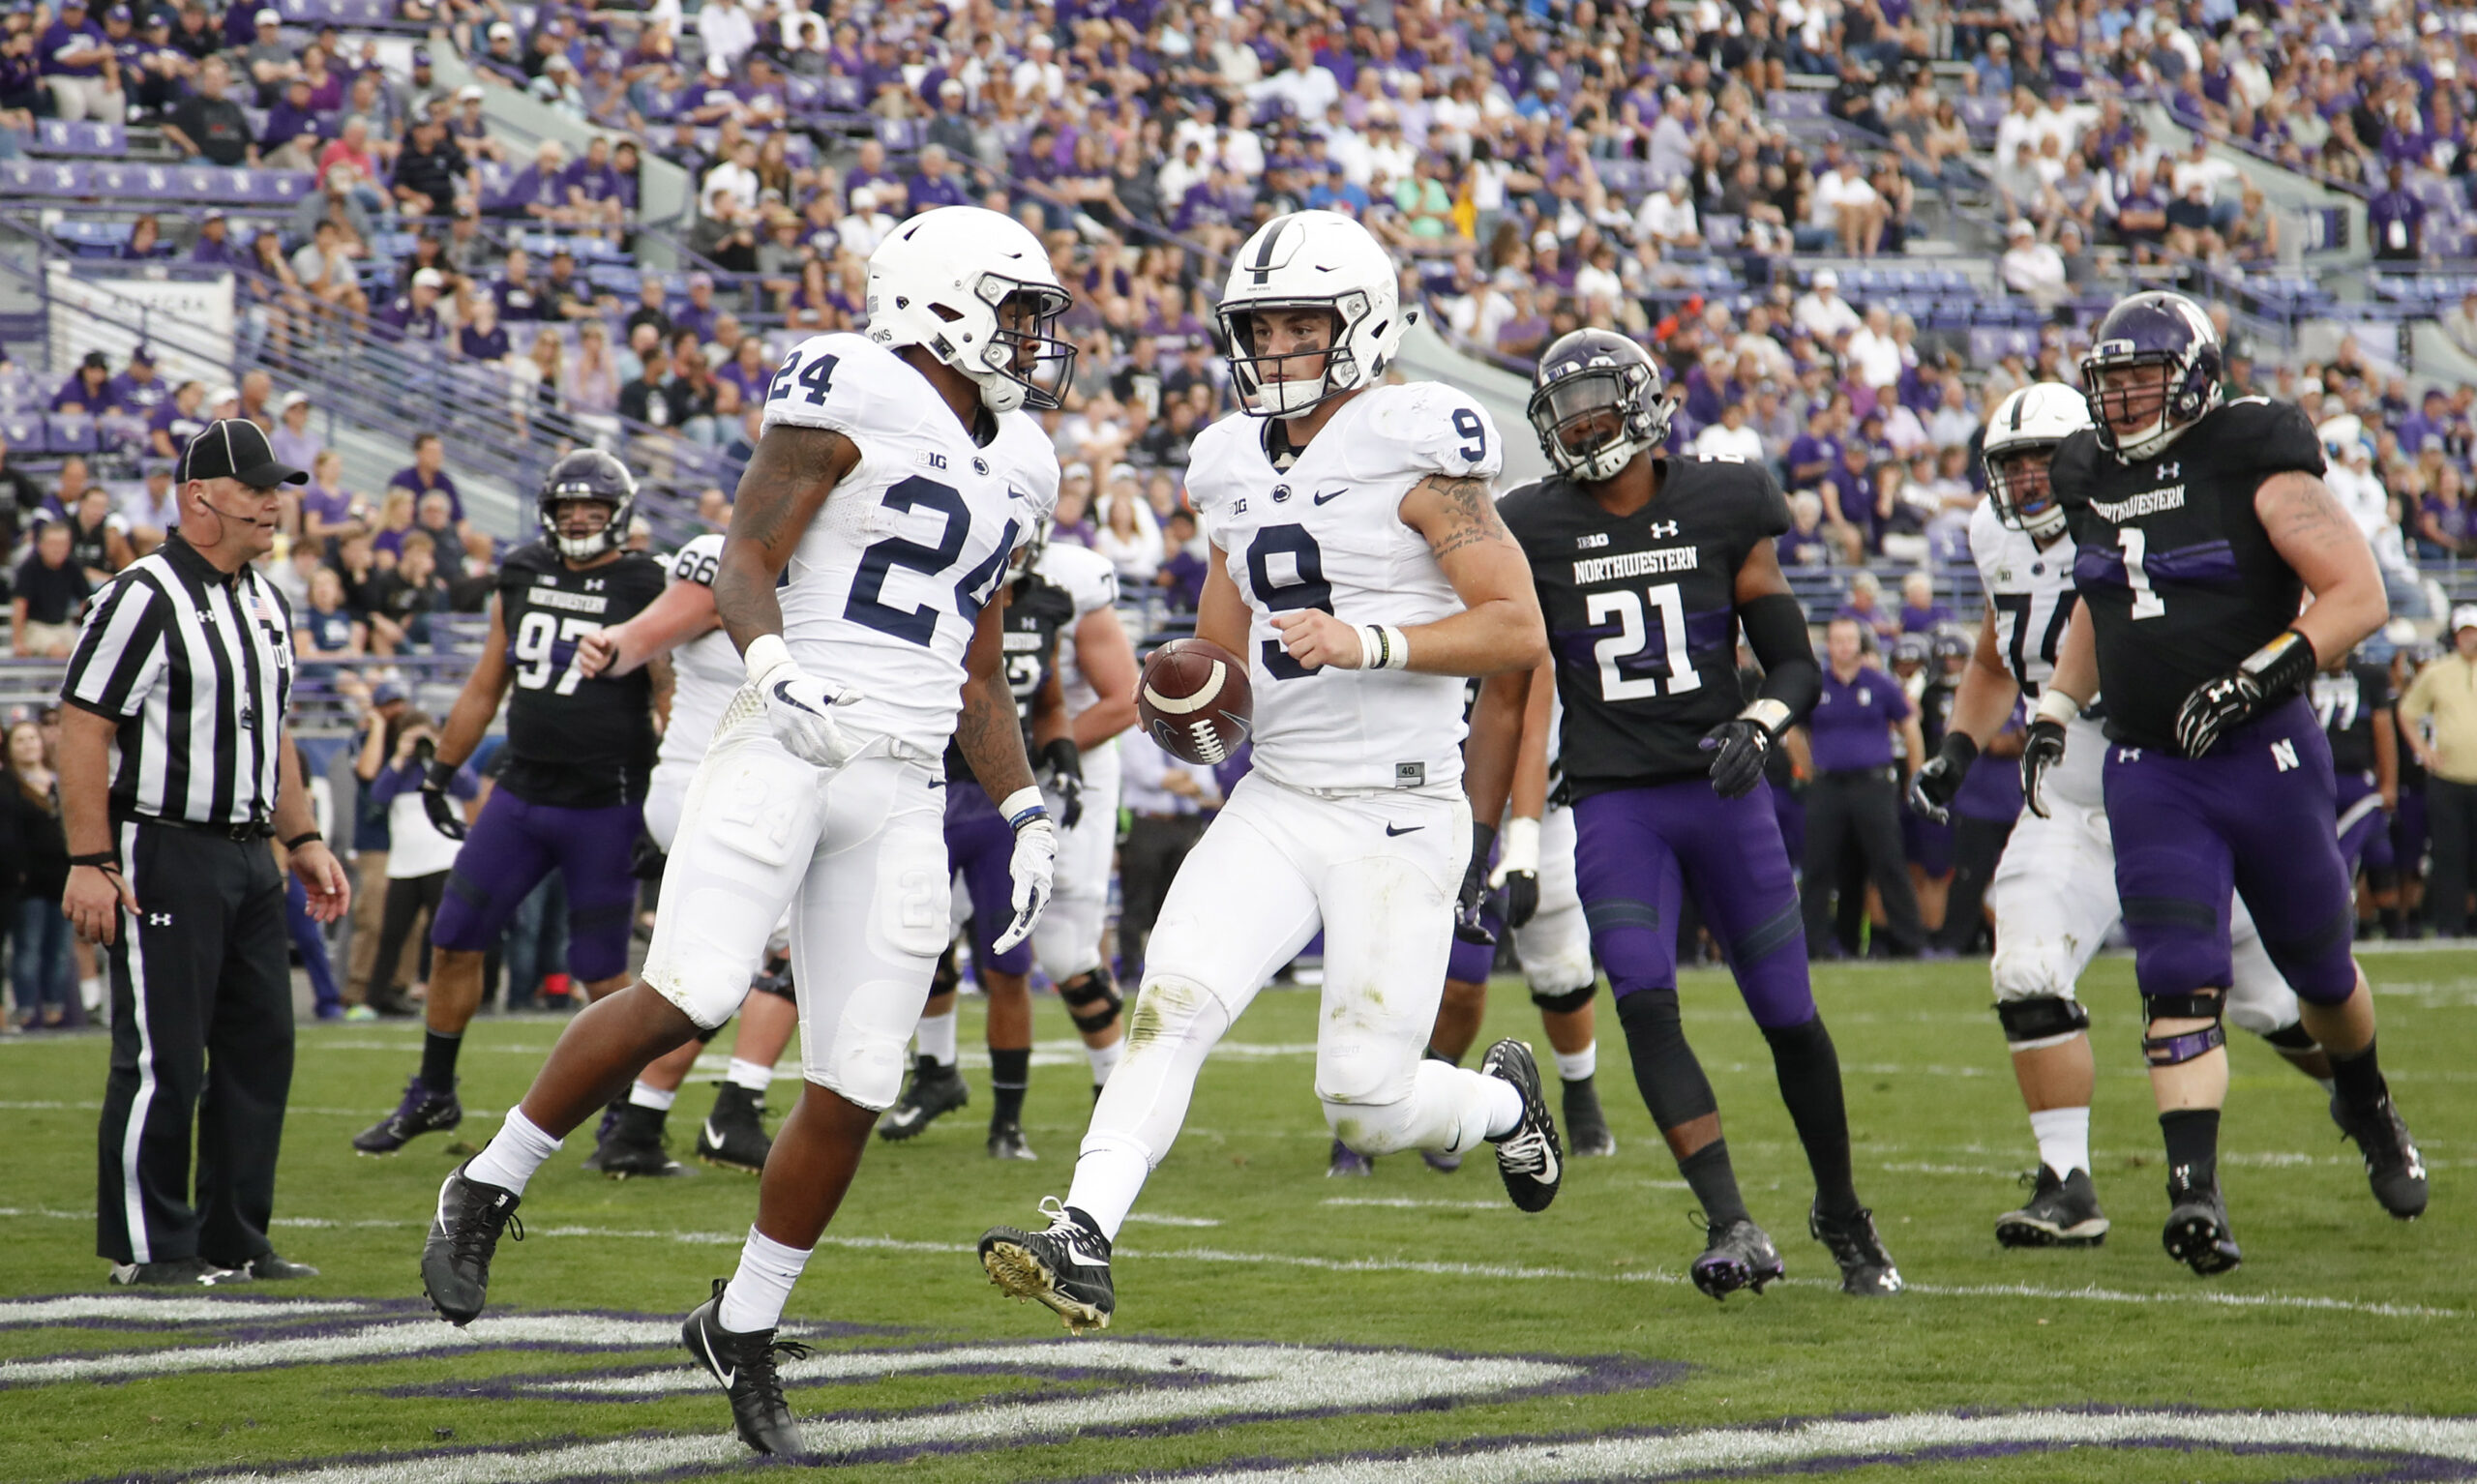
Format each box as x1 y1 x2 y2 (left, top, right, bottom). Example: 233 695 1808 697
2174 629 2317 758
1455 819 1498 946
991 787 1056 954
2020 718 2069 819
1488 816 1542 928
1699 699 1790 800
1037 737 1085 830
1907 732 1979 824
745 634 864 769
421 760 466 841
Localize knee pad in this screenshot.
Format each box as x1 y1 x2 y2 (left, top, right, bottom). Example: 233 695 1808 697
1314 1033 1418 1110
2142 987 2227 1067
799 979 913 1110
2257 1021 2319 1052
1057 966 1122 1034
1994 994 2089 1051
1990 937 2085 1005
1529 981 1597 1016
751 954 796 1003
930 942 961 998
2258 910 2360 1006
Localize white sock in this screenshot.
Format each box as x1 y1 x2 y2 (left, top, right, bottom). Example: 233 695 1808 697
1553 1042 1597 1083
628 1081 677 1112
726 1058 774 1093
1065 1143 1150 1242
79 976 104 1013
463 1108 562 1197
2029 1106 2092 1177
916 1008 959 1067
1087 1038 1124 1087
1479 1073 1526 1140
717 1227 811 1333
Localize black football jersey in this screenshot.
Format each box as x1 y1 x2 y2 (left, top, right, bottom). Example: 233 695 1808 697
2051 397 2325 754
1500 456 1792 798
494 543 665 809
2311 661 2394 775
947 572 1076 788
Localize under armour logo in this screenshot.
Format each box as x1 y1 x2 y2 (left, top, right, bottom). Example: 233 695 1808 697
584 579 607 591
2158 461 2180 480
2271 739 2300 772
1649 520 1681 538
2119 748 2142 762
147 913 171 927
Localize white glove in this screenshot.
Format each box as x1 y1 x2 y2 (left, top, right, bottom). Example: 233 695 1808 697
1486 816 1541 889
745 634 864 769
991 787 1057 954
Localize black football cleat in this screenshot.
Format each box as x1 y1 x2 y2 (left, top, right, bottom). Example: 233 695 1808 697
350 1076 462 1155
697 1084 773 1173
109 1257 248 1287
1995 1166 2110 1248
2162 1175 2242 1275
596 1102 693 1179
1327 1139 1374 1177
1809 1204 1904 1295
682 1280 812 1457
979 1198 1115 1334
878 1056 970 1142
987 1116 1038 1161
421 1162 523 1326
1481 1038 1564 1212
1562 1075 1617 1157
1690 1217 1785 1300
233 1252 319 1280
578 1099 624 1172
2330 1093 2429 1220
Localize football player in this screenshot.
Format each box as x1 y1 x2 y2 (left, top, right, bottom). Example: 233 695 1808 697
1912 382 2346 1250
2031 292 2425 1273
417 206 1072 1458
1469 329 1901 1300
349 451 669 1158
976 209 1558 1335
2310 646 2402 936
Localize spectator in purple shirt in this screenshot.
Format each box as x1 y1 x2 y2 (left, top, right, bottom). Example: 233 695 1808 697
561 134 626 228
104 342 167 415
259 74 323 170
1895 572 1955 634
386 431 463 523
149 378 209 460
908 141 972 210
713 333 773 407
671 272 721 343
189 208 248 267
2369 161 2425 261
1152 508 1207 612
51 350 123 414
38 0 122 124
374 266 449 343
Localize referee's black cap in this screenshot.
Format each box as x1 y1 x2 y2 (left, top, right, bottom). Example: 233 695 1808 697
178 418 308 489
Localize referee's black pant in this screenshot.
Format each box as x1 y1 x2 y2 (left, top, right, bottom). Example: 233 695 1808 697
1800 766 1927 956
96 821 295 1268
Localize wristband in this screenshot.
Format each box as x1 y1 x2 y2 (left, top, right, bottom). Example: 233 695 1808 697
2033 688 2082 727
743 632 795 686
423 759 460 792
1737 697 1793 736
1498 815 1541 875
1935 730 1981 769
1377 625 1409 669
69 851 120 870
283 831 323 851
2239 627 2318 692
998 786 1049 832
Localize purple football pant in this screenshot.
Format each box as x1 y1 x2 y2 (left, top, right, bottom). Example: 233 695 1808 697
1572 780 1813 1029
945 779 1031 978
2335 769 2396 873
2102 696 2357 1006
430 789 644 982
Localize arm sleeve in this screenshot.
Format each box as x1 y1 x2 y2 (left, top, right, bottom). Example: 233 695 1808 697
1740 590 1822 727
366 761 415 805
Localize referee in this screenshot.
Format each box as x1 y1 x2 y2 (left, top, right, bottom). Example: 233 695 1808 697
59 418 351 1288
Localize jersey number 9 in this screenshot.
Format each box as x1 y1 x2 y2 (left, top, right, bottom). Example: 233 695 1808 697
1246 524 1333 681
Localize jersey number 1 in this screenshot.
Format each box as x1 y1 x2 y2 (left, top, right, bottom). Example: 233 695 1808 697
1587 582 1701 700
2118 528 2167 620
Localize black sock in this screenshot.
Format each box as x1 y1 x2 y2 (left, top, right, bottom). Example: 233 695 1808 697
2259 1022 2318 1053
1423 1046 1462 1067
419 1030 462 1093
2330 1038 2390 1109
1762 1016 1862 1220
2159 1108 2222 1191
1613 988 1720 1131
1678 1140 1751 1227
991 1047 1030 1124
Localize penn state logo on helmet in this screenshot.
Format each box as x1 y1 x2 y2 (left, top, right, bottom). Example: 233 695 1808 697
2077 290 2222 462
1527 328 1672 483
1215 210 1416 419
537 448 636 562
1981 382 2091 540
865 205 1077 415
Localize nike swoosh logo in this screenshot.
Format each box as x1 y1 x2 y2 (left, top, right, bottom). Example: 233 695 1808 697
885 1107 926 1128
700 1328 734 1389
1384 823 1421 836
771 679 818 715
701 1120 725 1147
1312 488 1347 505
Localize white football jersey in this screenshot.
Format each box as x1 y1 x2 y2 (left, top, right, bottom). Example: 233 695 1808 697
654 532 740 772
1037 540 1120 717
762 332 1049 754
1968 498 2103 808
1186 381 1503 793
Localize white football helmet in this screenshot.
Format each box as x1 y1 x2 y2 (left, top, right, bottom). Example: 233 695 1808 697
1215 210 1417 418
1983 381 2091 540
866 205 1076 414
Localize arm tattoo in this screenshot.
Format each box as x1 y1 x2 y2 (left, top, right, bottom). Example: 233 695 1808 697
953 670 1035 797
1418 473 1512 562
716 426 852 648
2256 471 2349 547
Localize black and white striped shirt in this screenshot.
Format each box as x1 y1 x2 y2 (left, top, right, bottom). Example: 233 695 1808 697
57 535 296 830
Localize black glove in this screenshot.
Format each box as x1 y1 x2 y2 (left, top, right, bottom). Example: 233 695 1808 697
1454 819 1497 946
1907 731 1979 824
1502 869 1538 928
1698 717 1776 800
2174 630 2315 758
2020 716 2068 819
1037 737 1085 830
421 758 467 841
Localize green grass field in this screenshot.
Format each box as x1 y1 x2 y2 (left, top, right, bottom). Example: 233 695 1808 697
4 953 2474 1484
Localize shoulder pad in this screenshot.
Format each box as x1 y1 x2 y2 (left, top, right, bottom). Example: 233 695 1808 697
1354 381 1505 484
2048 428 2102 503
759 332 910 439
667 532 728 586
500 541 557 577
1182 412 1259 518
2207 396 2325 479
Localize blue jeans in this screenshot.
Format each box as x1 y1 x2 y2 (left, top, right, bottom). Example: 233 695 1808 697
11 895 75 1016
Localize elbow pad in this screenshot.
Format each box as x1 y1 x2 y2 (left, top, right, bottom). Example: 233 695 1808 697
1739 593 1822 727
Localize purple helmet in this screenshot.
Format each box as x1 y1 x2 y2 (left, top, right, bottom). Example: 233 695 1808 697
537 448 637 562
2077 290 2222 462
1527 328 1671 483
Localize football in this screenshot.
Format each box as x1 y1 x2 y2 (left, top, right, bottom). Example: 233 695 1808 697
1138 637 1253 766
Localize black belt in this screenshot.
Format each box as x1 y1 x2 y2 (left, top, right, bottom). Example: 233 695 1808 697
124 814 273 842
1816 766 1896 783
1131 810 1202 822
